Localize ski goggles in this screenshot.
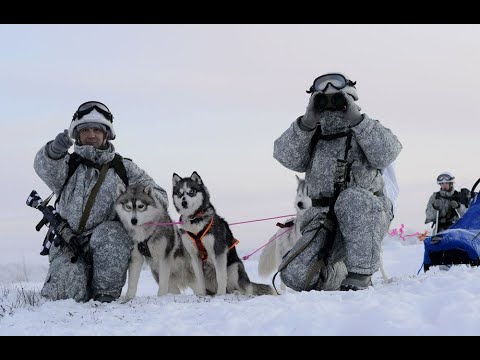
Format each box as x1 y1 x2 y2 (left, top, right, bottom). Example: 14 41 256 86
72 101 113 122
437 174 455 183
307 73 356 94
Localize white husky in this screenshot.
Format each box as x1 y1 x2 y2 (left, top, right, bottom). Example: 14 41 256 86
258 175 311 292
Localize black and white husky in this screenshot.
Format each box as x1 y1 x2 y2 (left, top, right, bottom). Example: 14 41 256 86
172 171 275 296
258 175 311 292
115 184 196 301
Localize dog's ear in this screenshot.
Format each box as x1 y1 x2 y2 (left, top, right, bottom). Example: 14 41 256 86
116 183 127 197
144 185 153 196
191 171 203 184
172 173 182 186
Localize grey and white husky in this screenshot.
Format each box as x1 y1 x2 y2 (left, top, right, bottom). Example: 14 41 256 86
258 175 312 292
172 171 275 296
115 184 196 301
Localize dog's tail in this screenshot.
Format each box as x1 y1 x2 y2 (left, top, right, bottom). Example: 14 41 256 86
379 246 391 283
258 233 279 278
248 282 276 296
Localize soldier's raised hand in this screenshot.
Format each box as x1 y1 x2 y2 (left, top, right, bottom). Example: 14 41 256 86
48 129 73 159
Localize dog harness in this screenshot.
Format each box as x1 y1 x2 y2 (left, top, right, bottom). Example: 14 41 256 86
186 217 240 262
186 217 214 262
138 235 152 258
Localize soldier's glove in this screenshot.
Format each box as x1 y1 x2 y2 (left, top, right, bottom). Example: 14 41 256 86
450 200 460 209
433 199 442 210
300 93 324 131
342 91 364 128
48 129 73 159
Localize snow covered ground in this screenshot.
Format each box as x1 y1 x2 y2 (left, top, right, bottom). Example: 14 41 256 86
2 235 480 336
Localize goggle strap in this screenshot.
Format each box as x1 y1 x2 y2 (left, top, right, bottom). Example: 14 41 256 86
73 105 113 122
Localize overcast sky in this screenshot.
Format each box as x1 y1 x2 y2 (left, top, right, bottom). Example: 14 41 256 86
1 24 479 263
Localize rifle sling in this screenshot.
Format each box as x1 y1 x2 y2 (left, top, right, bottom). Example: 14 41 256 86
77 163 109 233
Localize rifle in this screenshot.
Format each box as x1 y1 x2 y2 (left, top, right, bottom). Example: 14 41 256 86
26 190 90 265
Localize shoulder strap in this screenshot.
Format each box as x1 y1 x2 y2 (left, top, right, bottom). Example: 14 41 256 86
77 163 109 233
67 153 83 179
110 153 129 187
56 153 129 205
309 126 352 158
55 153 83 205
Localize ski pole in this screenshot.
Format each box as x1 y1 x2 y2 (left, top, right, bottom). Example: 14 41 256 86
454 208 461 219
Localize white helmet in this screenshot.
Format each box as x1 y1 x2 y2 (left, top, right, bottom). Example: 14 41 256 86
68 101 116 140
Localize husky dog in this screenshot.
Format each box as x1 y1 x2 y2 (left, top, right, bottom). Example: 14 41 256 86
115 184 196 301
172 171 275 296
258 175 312 292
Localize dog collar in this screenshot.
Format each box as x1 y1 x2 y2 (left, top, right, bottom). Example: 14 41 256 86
188 209 206 222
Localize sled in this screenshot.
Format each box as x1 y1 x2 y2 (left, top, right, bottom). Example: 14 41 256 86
423 179 480 271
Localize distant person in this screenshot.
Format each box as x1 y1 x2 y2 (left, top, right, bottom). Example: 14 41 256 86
34 101 168 303
425 172 469 233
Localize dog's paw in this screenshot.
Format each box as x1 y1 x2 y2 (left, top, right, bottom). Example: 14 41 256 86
192 287 207 296
121 296 134 304
383 276 396 284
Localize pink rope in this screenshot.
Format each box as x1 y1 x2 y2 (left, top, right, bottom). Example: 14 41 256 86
144 214 298 259
229 214 296 226
144 214 297 227
242 227 294 261
388 224 421 241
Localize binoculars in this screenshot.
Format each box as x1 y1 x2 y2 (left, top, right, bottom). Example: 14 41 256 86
313 92 348 112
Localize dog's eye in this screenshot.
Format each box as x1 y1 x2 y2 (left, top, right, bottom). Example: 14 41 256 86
137 204 145 210
125 204 132 211
176 190 183 198
188 189 196 197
